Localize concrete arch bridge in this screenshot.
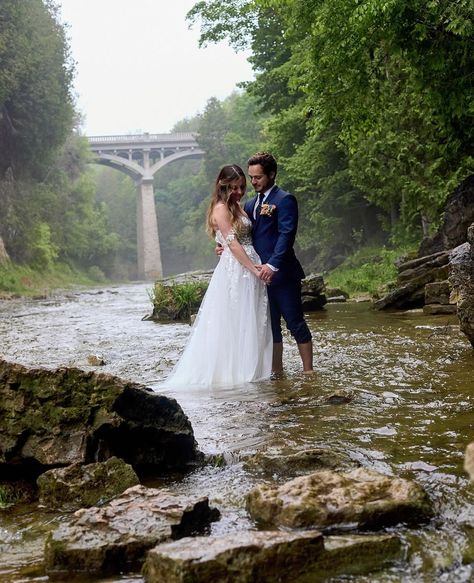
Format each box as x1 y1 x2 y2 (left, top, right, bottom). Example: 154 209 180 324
88 132 204 279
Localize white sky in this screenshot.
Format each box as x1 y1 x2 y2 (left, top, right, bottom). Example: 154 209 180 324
57 0 254 136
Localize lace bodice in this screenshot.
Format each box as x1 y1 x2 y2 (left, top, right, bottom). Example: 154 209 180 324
215 215 253 247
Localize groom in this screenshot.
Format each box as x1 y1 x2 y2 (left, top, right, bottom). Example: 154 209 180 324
244 152 313 374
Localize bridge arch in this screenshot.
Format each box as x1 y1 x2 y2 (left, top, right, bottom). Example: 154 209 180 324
88 133 204 279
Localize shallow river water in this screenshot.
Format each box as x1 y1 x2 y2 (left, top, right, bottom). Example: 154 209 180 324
1 283 474 582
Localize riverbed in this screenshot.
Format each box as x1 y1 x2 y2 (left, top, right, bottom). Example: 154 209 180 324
1 283 474 582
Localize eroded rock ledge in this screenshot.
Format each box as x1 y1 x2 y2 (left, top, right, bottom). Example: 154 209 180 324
0 359 200 479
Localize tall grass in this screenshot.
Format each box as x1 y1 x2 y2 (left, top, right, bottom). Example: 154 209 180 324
150 281 208 321
326 245 417 297
0 262 106 296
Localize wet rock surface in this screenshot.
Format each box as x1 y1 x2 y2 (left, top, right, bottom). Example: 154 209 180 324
143 531 402 583
246 467 433 530
0 359 200 479
143 530 324 583
449 225 474 347
37 457 139 510
245 447 357 478
464 442 474 481
44 484 220 580
301 273 327 310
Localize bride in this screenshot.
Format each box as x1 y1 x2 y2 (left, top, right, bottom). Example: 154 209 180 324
162 164 272 388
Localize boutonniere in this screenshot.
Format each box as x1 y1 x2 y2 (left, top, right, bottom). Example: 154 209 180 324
260 203 276 217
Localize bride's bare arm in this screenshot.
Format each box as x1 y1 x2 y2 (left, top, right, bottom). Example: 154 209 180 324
213 205 260 277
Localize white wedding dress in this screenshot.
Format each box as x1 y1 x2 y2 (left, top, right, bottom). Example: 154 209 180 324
162 216 272 388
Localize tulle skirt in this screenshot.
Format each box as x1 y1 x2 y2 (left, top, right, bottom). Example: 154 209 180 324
161 245 272 388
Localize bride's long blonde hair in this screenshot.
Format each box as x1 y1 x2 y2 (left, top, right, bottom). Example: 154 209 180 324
206 164 246 237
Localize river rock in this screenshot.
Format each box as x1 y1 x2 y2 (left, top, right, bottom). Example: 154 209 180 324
143 530 324 583
301 273 327 310
425 280 451 305
464 442 474 481
449 227 474 347
143 531 402 583
37 457 139 510
0 359 199 479
374 251 450 310
44 484 220 580
245 448 357 478
246 467 432 530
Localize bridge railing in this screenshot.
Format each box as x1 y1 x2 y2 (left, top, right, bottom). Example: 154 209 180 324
88 132 197 144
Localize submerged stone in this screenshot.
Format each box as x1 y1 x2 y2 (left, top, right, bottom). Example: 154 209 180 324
246 467 433 530
142 531 402 583
37 457 139 510
44 484 220 580
245 447 356 478
143 530 324 583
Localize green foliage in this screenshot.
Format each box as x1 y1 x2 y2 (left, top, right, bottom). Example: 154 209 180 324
0 0 75 178
188 0 474 276
31 222 59 269
326 245 416 296
150 281 208 321
0 261 105 296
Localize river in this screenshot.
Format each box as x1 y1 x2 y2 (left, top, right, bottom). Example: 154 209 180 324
1 282 474 582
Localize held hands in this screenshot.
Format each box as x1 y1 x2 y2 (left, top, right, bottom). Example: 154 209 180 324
257 264 274 284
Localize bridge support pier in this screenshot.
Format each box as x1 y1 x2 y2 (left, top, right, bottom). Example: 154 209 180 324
136 178 163 280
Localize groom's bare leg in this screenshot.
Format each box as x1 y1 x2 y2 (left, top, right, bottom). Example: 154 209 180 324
298 340 314 373
272 342 283 373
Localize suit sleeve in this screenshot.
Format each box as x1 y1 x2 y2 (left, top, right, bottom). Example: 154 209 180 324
267 194 298 269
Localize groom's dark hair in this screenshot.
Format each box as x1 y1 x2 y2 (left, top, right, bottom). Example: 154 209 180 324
247 152 277 178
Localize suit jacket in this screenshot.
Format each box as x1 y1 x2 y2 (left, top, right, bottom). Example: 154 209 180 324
244 185 305 286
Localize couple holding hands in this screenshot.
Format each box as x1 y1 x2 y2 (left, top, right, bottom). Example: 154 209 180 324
163 152 313 388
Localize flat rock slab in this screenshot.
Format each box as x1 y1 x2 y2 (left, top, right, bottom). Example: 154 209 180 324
143 530 324 583
44 485 220 580
37 456 139 510
296 533 403 582
143 531 402 583
246 467 433 530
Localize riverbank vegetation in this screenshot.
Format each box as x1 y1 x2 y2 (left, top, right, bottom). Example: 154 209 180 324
1 0 472 296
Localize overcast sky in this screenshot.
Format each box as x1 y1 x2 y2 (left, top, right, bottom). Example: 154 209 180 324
57 0 254 136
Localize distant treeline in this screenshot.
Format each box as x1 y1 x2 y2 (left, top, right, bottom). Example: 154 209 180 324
1 0 473 280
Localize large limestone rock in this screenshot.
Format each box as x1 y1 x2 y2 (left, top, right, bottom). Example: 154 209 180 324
37 457 139 510
464 442 474 481
0 359 199 478
418 174 474 256
246 468 432 530
374 251 450 310
375 175 474 311
143 531 402 583
449 225 474 347
44 484 220 580
301 273 327 311
143 530 324 583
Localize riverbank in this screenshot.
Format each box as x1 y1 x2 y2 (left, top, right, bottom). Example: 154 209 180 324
0 261 110 299
325 244 417 298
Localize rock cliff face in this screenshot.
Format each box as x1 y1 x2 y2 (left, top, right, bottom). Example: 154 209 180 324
374 175 474 322
0 359 200 479
449 224 474 347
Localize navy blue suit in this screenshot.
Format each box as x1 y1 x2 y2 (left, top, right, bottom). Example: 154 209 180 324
244 186 312 344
